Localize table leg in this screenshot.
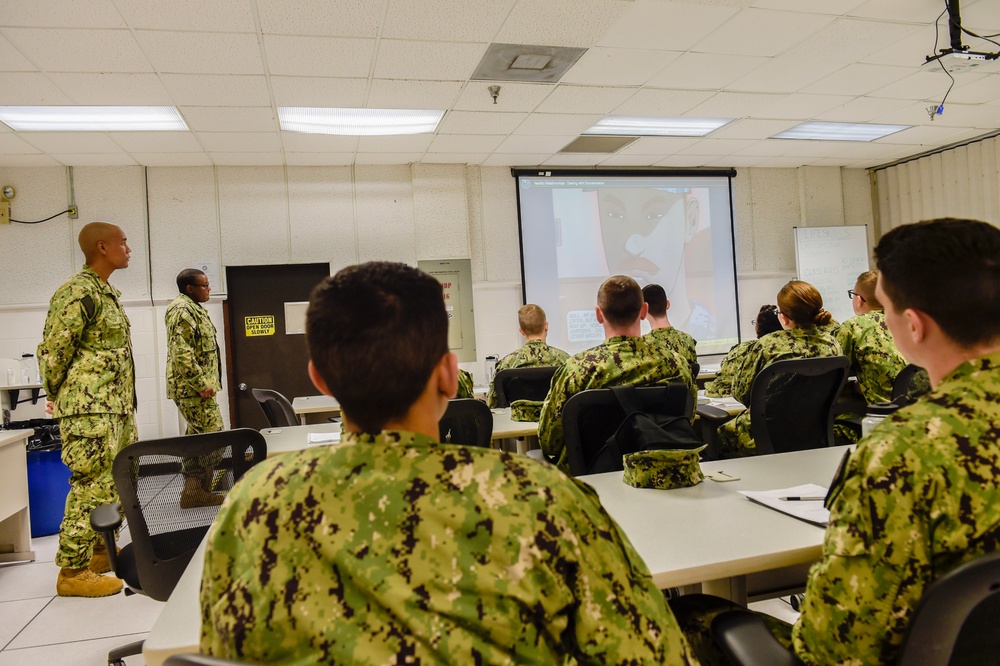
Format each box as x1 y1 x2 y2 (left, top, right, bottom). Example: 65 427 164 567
702 575 747 605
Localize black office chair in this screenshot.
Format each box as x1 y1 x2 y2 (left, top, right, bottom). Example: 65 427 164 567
892 363 930 406
439 398 493 448
711 550 1000 666
90 429 267 666
697 356 849 459
166 655 254 665
491 366 558 408
562 383 693 477
251 387 298 427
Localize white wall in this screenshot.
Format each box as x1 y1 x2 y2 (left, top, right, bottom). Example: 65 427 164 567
0 163 871 436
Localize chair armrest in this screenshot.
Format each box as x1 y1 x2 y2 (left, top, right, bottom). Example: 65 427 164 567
696 403 734 425
90 502 123 533
711 610 804 666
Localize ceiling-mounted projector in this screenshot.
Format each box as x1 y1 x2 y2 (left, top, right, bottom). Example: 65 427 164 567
923 50 999 73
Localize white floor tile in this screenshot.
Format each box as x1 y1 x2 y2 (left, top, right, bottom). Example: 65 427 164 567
0 598 49 650
30 535 58 563
0 560 58 602
7 590 163 649
749 597 801 625
0 632 147 666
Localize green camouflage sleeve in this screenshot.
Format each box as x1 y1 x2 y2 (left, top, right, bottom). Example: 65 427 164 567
704 341 752 397
38 299 88 401
730 340 768 405
537 362 581 468
457 368 475 399
834 321 855 366
167 309 213 394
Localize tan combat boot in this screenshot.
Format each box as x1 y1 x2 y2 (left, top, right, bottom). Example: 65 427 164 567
201 467 218 492
56 567 123 597
180 475 224 509
88 543 118 574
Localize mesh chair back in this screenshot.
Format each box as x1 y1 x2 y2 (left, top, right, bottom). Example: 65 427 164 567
898 551 1000 666
492 366 558 408
748 356 849 456
439 399 493 448
111 428 267 600
251 388 298 427
563 383 692 477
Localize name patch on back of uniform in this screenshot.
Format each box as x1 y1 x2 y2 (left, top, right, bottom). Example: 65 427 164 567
245 315 275 337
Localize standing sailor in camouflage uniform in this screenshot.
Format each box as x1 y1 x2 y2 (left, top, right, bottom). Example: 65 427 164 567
670 218 1000 666
716 281 840 457
485 304 569 407
200 261 695 665
165 268 225 509
538 276 695 472
38 222 136 598
704 304 781 397
642 283 698 372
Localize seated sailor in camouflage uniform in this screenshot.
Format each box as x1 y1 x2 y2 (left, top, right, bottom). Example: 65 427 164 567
38 222 137 598
165 268 226 509
671 217 1000 665
538 275 695 473
704 304 782 398
455 367 475 398
200 261 696 665
716 281 841 457
641 283 698 373
485 304 569 407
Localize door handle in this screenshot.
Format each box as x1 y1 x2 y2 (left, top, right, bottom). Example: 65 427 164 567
238 383 248 392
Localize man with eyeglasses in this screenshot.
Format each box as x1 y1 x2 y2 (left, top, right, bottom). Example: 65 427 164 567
166 268 225 509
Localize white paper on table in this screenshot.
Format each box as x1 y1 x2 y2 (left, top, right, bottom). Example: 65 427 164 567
709 396 745 409
307 432 341 445
739 483 830 526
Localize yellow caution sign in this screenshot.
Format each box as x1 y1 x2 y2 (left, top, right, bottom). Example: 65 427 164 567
245 315 275 337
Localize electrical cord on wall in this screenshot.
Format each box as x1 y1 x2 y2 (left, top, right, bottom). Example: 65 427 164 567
11 209 75 224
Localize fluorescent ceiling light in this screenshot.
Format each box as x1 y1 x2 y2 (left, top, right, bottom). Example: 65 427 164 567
771 121 910 142
583 116 733 137
0 106 187 131
279 107 444 136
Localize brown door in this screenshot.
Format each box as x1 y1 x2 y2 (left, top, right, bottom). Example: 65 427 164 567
223 263 330 429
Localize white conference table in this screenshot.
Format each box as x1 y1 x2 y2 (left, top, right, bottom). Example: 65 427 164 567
143 443 847 665
293 388 493 425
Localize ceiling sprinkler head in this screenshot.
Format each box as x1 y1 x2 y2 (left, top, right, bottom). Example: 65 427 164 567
488 85 500 104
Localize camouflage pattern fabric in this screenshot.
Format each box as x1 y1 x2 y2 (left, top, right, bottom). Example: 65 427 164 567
644 327 698 371
200 430 696 665
703 340 755 398
793 351 1000 665
456 368 475 399
669 593 794 666
538 336 695 472
485 340 569 407
622 447 705 490
835 311 907 405
717 327 841 457
56 413 136 569
38 265 136 418
509 399 543 422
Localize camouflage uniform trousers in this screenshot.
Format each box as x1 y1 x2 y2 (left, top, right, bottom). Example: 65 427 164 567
668 594 793 666
55 412 137 569
175 395 225 478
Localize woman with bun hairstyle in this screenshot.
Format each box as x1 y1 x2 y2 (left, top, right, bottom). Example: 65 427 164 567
705 303 783 397
715 281 841 457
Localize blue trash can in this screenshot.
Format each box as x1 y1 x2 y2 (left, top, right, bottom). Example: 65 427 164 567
27 448 71 538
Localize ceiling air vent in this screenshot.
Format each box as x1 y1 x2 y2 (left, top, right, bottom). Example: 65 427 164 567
471 43 587 83
559 136 638 153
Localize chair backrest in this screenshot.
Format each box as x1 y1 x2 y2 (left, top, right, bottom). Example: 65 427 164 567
251 388 298 427
898 551 1000 666
892 364 930 405
165 655 250 666
491 366 558 408
748 356 850 456
563 383 693 477
112 428 267 601
439 399 493 448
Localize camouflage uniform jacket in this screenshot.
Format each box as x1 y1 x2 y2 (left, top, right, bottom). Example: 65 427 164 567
644 327 698 370
835 311 906 405
37 265 135 418
485 340 569 407
793 351 1000 665
165 293 221 400
200 430 696 665
704 340 755 397
456 368 475 399
538 335 695 471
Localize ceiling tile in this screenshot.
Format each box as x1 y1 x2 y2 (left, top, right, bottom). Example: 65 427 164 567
366 80 464 110
0 0 126 28
861 25 941 67
726 55 844 94
710 119 798 139
692 8 836 57
561 48 681 86
652 155 714 167
869 70 980 100
264 35 375 78
482 153 550 166
421 153 490 164
963 0 1000 34
946 74 1000 105
135 31 264 75
598 153 660 167
615 136 703 155
757 155 823 167
48 73 173 104
437 111 528 134
497 0 633 48
270 77 368 107
256 0 381 37
815 95 914 122
20 133 125 153
197 132 282 152
801 64 913 96
751 0 867 15
180 107 277 133
543 152 608 166
161 74 271 106
686 91 788 117
0 36 36 71
646 52 768 90
0 73 73 104
848 0 949 22
357 134 435 152
2 28 151 73
678 138 761 155
611 88 714 116
0 133 42 153
209 152 284 165
600 1 740 51
535 85 636 114
373 40 487 80
284 152 356 165
453 82 553 113
755 93 854 119
281 133 359 152
382 0 515 42
114 0 255 31
428 134 506 152
51 153 138 166
494 135 576 153
705 154 770 167
110 132 204 152
782 18 923 64
355 152 425 164
128 152 214 166
513 113 603 135
0 154 61 166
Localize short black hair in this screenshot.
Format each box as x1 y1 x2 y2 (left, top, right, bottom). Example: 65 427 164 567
754 304 781 338
598 275 644 328
641 284 668 317
875 218 1000 347
306 262 449 433
176 268 205 294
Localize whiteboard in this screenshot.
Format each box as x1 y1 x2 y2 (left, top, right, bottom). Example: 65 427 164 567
794 225 869 326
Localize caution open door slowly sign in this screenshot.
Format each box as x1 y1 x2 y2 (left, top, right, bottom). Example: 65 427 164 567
245 315 275 337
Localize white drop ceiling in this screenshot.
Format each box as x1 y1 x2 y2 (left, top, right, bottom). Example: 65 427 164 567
1 0 998 169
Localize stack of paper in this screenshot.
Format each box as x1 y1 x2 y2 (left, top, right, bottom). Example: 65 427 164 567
739 484 830 526
307 431 341 445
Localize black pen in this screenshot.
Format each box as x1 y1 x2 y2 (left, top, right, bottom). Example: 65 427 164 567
779 496 825 501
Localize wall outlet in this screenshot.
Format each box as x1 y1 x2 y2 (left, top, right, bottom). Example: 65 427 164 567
0 201 9 224
68 205 78 219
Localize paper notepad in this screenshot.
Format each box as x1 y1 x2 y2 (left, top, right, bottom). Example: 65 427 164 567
740 484 830 526
307 431 341 445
